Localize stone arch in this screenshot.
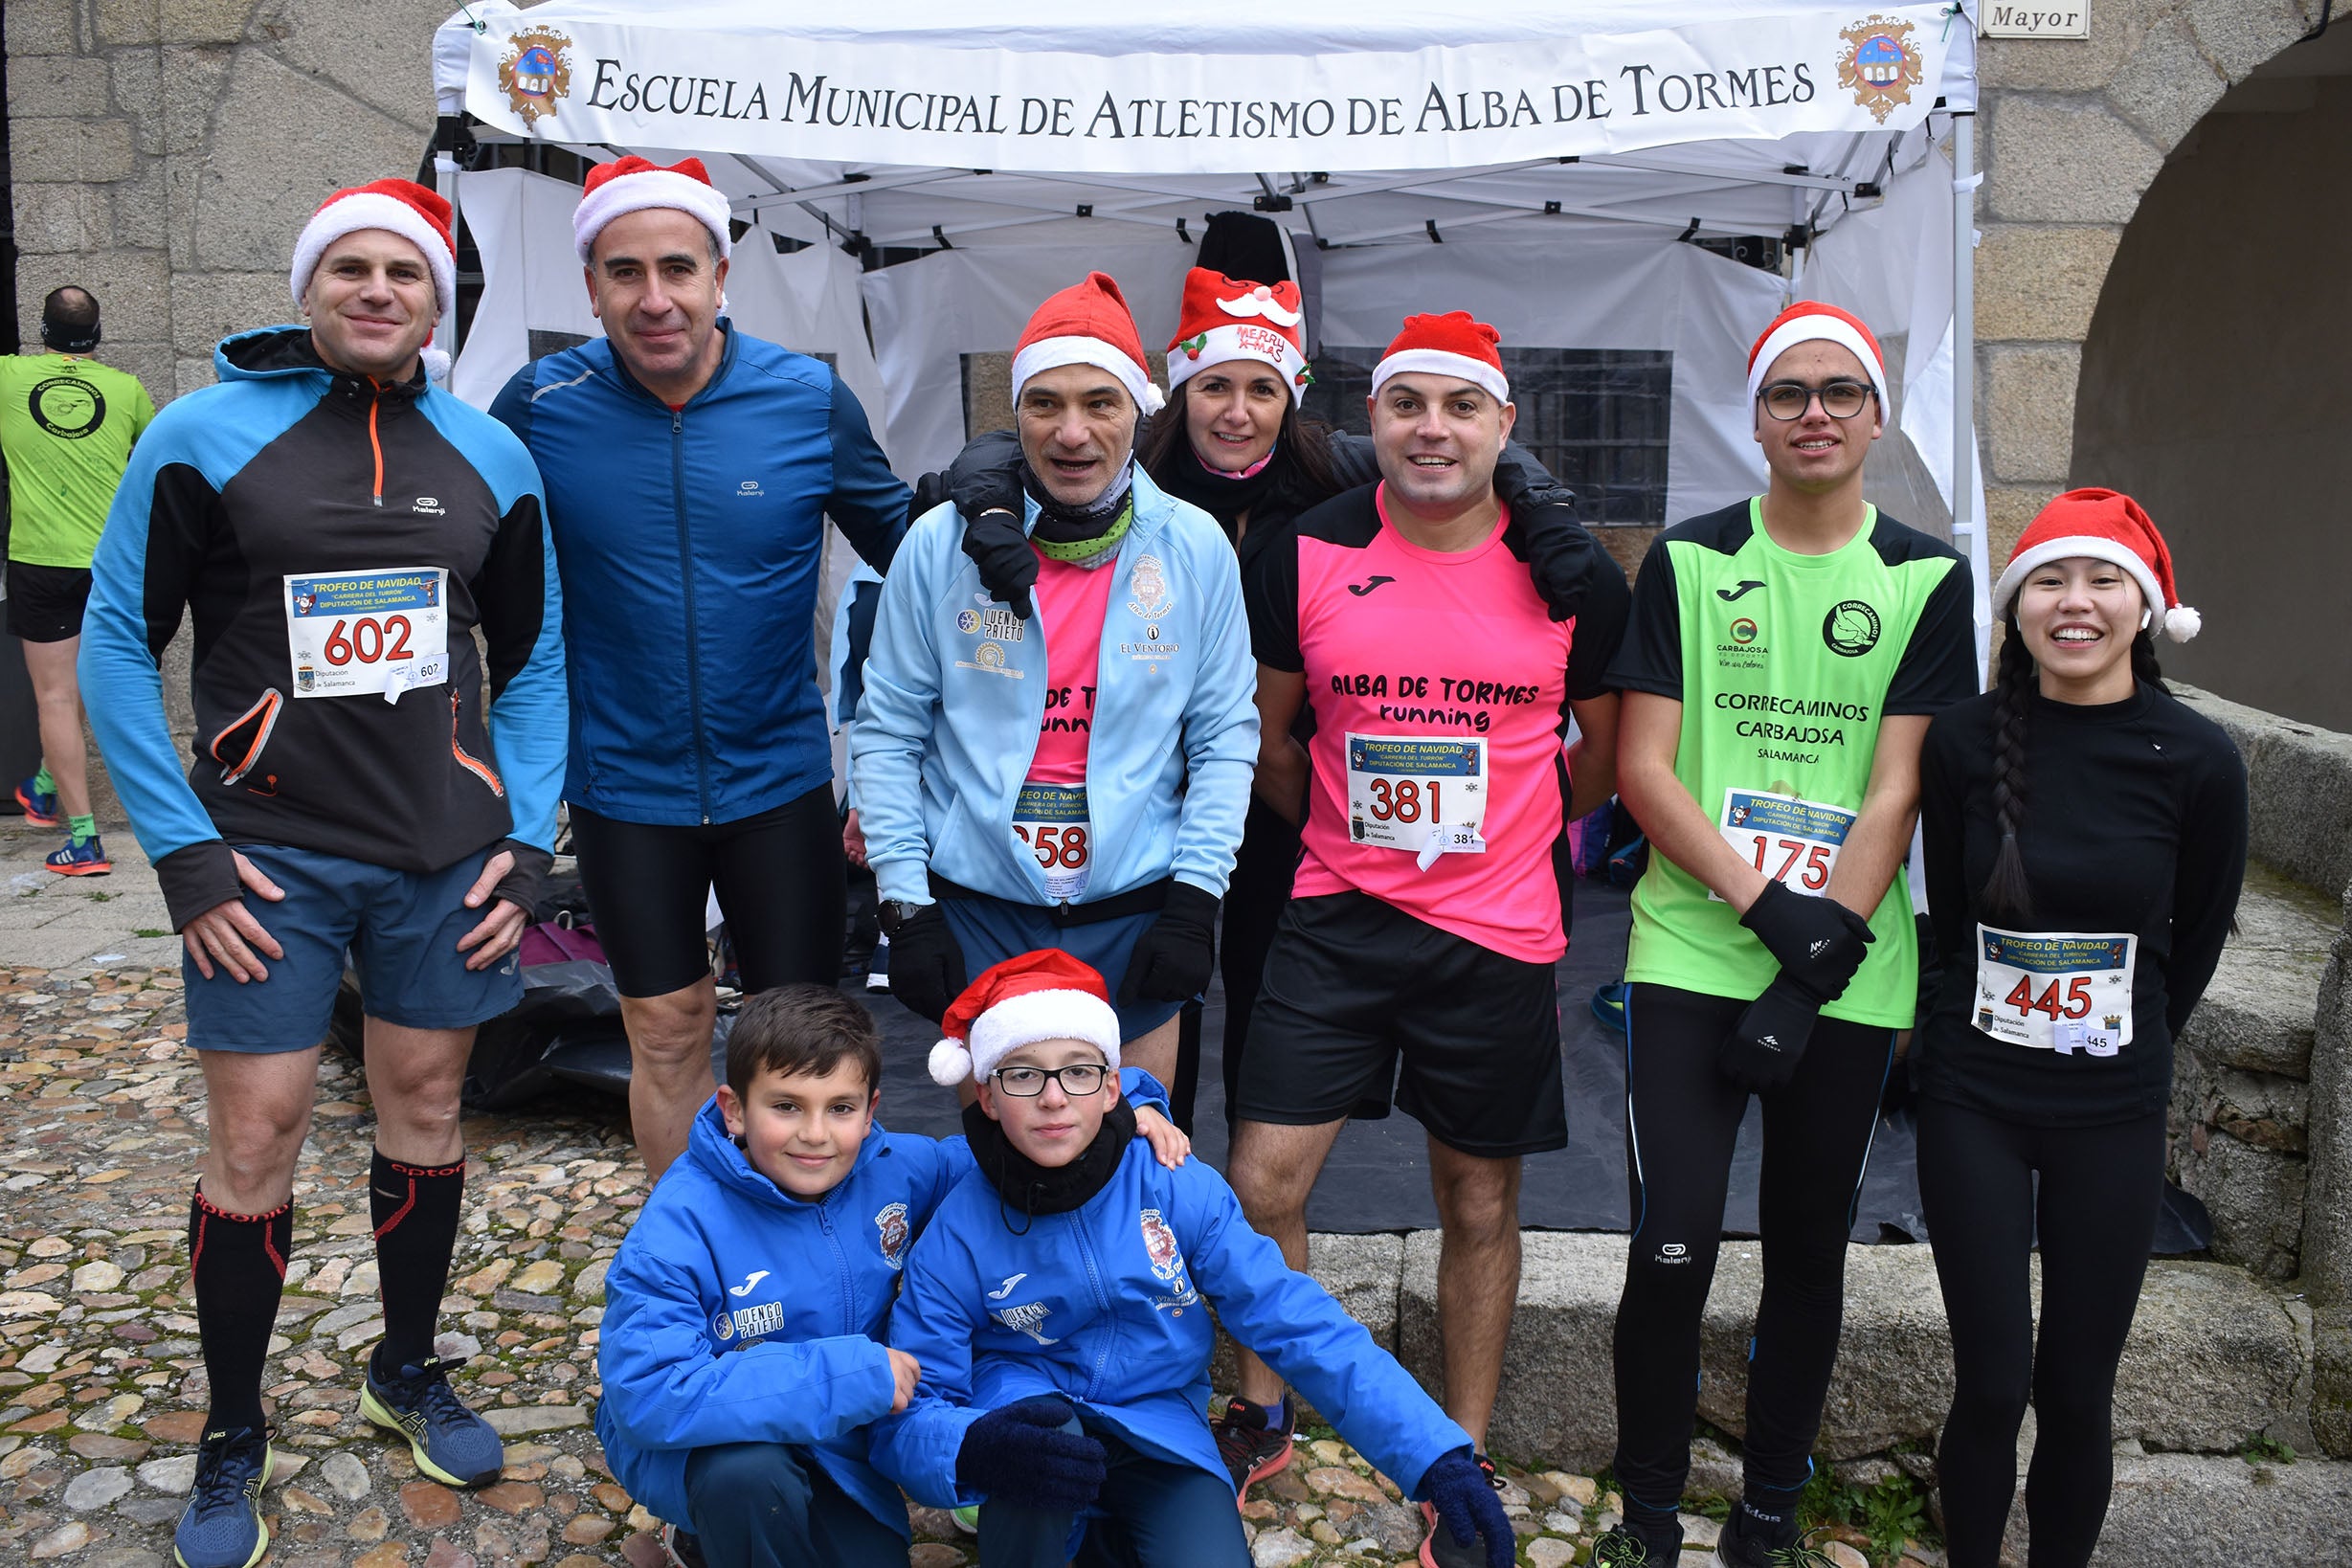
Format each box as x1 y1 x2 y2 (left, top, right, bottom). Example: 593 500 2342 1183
1971 0 2327 582
2066 21 2352 728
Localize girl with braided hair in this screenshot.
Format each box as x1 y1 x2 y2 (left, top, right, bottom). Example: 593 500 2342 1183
1915 488 2246 1568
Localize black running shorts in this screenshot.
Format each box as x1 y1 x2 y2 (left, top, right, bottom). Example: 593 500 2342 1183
1233 889 1566 1157
5 561 94 643
568 783 844 998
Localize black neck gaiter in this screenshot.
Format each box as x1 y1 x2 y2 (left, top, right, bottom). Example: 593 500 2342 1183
963 1096 1137 1233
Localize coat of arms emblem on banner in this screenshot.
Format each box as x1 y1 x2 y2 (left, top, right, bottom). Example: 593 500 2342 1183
1837 17 1923 124
500 29 573 126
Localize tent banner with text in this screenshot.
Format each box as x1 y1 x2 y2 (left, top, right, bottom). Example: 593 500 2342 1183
454 6 1964 175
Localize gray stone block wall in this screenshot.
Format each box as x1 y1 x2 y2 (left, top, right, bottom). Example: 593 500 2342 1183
6 0 453 409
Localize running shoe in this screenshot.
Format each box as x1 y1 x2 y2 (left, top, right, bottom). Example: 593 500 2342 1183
867 931 892 991
46 834 112 876
1591 1524 1682 1567
360 1354 505 1488
12 775 59 827
1591 979 1629 1034
659 1522 707 1568
1211 1393 1295 1506
1714 1513 1840 1568
172 1425 273 1568
1417 1451 1504 1568
950 1504 979 1534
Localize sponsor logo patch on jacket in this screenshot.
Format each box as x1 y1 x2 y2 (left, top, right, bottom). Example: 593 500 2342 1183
876 1201 909 1269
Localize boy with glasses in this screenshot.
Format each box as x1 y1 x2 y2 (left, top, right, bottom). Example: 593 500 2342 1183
873 950 1516 1568
1594 303 1977 1566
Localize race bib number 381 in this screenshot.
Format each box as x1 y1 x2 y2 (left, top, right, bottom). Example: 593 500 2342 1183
1346 733 1487 871
284 568 449 703
1974 926 2137 1057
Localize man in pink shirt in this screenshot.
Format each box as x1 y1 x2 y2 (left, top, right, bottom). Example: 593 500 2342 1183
1221 313 1628 1562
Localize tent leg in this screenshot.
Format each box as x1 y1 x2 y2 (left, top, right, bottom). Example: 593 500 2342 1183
1951 111 1986 672
435 152 461 376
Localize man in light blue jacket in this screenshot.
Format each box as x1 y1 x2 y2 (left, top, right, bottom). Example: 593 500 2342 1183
851 272 1257 1091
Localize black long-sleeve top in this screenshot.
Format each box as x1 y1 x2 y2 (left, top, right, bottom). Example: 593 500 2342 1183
1915 680 2248 1127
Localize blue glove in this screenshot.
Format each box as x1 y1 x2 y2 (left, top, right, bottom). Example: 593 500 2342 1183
1421 1447 1515 1568
954 1397 1106 1513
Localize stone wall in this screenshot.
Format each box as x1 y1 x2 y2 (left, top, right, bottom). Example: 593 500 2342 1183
1974 0 2327 563
4 0 454 412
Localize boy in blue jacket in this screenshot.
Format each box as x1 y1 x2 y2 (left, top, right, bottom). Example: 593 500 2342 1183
595 982 1189 1567
874 951 1516 1568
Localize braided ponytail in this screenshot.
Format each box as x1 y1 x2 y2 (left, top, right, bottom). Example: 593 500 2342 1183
2131 627 2166 691
1978 613 2037 924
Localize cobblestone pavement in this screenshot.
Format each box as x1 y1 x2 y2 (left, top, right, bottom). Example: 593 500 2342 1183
0 820 1925 1567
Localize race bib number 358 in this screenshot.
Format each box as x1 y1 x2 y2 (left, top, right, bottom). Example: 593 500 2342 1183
284 568 449 703
1013 781 1090 903
1974 926 2137 1057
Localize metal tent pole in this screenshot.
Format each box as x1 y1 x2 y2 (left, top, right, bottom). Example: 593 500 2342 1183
1951 111 1988 673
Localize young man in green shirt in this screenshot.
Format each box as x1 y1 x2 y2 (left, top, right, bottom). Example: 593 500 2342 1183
2 286 156 873
1595 303 1977 1568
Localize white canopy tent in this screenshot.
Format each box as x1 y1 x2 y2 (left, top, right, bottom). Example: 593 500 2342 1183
430 0 1988 651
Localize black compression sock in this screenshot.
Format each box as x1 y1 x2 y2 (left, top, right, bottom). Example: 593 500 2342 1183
369 1151 466 1376
1734 1478 1804 1548
189 1187 293 1434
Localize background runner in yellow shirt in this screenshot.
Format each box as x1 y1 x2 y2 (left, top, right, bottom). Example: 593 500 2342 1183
2 286 156 874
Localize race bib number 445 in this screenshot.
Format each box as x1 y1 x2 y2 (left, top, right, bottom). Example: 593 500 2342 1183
1974 927 2137 1057
1346 734 1487 872
1714 788 1854 901
284 568 449 703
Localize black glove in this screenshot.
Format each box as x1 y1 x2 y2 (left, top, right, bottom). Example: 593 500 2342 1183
884 902 967 1026
954 1397 1107 1513
1736 880 1875 1002
1117 883 1219 1006
1419 1448 1515 1568
950 431 1034 620
1719 973 1826 1092
1492 456 1597 625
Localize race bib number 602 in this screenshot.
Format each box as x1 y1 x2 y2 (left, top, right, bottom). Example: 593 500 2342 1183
284 568 449 703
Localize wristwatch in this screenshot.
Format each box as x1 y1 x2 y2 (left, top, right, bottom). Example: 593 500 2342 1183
878 899 930 936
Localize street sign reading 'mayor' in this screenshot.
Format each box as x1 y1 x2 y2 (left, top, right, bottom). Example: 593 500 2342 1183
1980 4 2091 38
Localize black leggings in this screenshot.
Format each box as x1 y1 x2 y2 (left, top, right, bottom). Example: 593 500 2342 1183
1219 797 1303 1120
1612 983 1894 1517
570 784 845 997
1916 1097 2164 1568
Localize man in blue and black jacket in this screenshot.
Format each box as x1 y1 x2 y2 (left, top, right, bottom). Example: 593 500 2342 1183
489 156 913 1178
78 179 565 1568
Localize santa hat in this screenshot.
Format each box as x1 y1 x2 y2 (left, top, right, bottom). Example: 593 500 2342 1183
1991 487 2201 642
1165 269 1310 395
573 155 734 264
929 950 1124 1088
289 179 456 378
1010 272 1165 416
1746 301 1890 414
1371 311 1508 405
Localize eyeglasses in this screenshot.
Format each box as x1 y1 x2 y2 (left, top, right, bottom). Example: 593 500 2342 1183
1758 379 1877 421
991 1064 1109 1097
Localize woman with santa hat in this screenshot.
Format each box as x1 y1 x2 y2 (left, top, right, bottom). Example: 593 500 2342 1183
1913 489 2246 1567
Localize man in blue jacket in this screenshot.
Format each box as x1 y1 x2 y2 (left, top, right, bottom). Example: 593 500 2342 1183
490 156 913 1176
597 980 1190 1567
79 179 566 1568
874 951 1515 1568
851 273 1258 1092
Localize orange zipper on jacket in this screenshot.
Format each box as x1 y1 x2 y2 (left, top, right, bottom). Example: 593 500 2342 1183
366 376 385 506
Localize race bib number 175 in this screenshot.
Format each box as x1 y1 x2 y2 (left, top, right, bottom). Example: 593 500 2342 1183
1713 788 1854 902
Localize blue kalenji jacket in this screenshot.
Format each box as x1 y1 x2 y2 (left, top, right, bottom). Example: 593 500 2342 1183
490 324 908 827
79 327 566 929
594 1071 1170 1533
869 1135 1471 1511
849 468 1259 907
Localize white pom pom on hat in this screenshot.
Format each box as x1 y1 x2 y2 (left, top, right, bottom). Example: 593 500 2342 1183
929 950 1124 1087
